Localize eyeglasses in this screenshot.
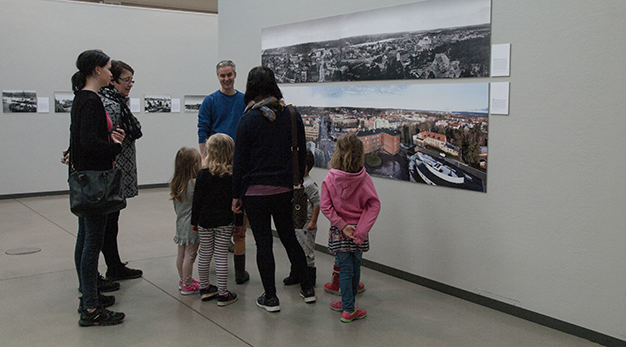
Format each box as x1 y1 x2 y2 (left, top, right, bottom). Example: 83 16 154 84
119 77 135 84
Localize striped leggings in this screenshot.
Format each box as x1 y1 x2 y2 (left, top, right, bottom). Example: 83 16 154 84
197 225 232 295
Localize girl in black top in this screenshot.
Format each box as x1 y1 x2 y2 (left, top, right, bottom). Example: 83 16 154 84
192 133 242 306
69 50 126 326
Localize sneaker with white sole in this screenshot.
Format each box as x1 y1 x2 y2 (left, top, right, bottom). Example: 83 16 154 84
179 279 200 290
256 293 280 312
217 291 238 307
200 284 218 301
299 287 316 303
180 282 200 295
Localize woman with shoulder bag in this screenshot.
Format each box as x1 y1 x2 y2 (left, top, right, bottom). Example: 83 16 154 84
69 49 126 327
232 66 315 312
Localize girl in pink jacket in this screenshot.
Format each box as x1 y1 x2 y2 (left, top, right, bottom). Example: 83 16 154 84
320 133 381 323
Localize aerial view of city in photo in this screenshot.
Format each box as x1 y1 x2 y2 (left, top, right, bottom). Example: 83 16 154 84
263 24 490 83
283 83 489 192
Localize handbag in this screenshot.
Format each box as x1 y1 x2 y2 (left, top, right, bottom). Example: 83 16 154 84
68 165 126 217
289 105 308 229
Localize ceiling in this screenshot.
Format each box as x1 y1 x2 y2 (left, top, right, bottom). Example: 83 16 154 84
72 0 218 14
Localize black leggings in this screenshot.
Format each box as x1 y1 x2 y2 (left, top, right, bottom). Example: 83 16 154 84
102 210 123 271
244 192 313 298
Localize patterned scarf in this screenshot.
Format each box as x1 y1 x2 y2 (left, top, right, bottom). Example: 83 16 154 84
100 85 127 105
243 96 284 122
99 85 142 141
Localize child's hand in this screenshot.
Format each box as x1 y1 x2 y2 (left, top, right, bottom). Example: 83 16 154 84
192 225 198 233
305 221 317 230
342 225 356 240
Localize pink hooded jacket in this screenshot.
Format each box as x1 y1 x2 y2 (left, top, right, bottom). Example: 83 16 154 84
320 168 381 245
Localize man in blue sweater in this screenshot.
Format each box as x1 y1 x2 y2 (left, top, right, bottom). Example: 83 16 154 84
197 60 250 285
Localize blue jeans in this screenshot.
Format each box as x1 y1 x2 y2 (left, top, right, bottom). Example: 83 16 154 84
74 214 109 309
244 192 313 298
335 251 362 312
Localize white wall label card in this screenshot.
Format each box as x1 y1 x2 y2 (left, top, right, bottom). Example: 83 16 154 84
491 43 511 77
37 97 49 113
490 82 510 115
130 98 140 113
172 98 181 113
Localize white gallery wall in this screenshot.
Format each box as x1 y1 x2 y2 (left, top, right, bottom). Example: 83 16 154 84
217 0 626 340
0 0 219 195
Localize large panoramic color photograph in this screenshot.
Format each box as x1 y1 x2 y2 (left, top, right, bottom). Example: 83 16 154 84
282 83 489 192
262 0 491 83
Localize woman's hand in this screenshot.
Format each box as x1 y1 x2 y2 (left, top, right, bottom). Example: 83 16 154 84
61 149 69 165
232 198 242 214
111 127 125 144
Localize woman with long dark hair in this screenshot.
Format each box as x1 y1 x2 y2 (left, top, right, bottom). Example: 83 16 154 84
69 49 126 326
232 66 315 312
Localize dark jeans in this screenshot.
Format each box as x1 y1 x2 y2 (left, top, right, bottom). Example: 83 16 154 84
244 192 313 298
102 210 124 271
74 214 109 309
336 251 363 313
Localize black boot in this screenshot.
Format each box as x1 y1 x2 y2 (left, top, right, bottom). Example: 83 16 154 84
283 266 300 286
234 254 250 284
308 266 317 287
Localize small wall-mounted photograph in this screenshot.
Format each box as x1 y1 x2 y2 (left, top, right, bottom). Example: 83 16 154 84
184 95 207 113
3 90 37 113
54 92 74 113
145 94 172 113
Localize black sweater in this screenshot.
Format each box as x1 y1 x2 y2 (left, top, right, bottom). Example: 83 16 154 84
232 106 306 198
69 90 122 172
191 169 242 228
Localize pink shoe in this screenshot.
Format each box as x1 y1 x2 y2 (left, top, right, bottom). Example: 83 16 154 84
180 281 200 295
330 301 343 312
179 279 200 290
341 308 367 323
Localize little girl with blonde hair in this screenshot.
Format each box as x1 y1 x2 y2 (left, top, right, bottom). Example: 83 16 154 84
191 133 242 306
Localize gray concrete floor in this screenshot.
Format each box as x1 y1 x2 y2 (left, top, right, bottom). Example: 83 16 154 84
0 188 600 347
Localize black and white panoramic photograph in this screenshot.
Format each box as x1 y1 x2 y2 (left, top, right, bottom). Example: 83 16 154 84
145 94 172 113
54 92 73 113
262 0 491 83
2 90 37 113
282 83 489 192
184 95 206 113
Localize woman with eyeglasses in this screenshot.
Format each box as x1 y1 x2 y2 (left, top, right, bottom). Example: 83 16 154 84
97 61 144 286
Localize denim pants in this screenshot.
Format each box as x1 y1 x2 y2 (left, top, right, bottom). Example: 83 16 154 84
244 192 313 298
335 251 363 313
74 214 108 309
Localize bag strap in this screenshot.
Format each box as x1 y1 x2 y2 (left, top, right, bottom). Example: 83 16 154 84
288 105 302 188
